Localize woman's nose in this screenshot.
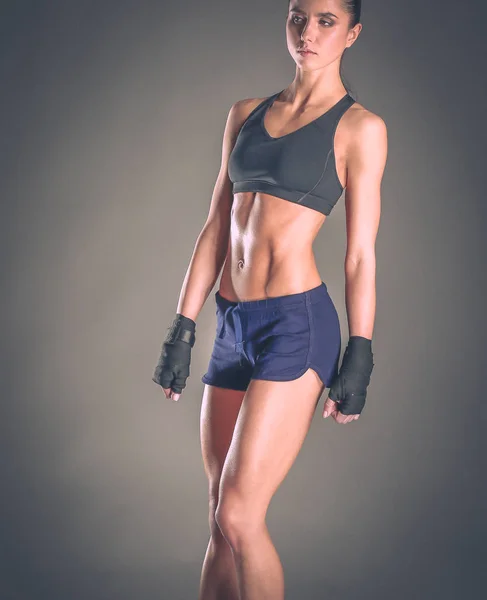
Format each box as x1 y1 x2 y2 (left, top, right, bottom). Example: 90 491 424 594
300 22 316 42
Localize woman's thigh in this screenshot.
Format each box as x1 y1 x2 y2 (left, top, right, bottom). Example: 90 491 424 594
218 367 324 521
200 384 246 496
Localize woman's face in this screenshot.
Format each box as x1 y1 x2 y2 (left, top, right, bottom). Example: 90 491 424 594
286 0 358 70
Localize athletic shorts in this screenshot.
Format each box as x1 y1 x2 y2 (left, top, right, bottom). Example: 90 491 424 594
201 281 341 392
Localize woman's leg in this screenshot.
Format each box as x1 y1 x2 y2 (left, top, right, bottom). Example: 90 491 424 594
199 383 246 600
215 367 324 600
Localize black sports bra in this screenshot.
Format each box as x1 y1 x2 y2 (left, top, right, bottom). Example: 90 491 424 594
228 90 356 216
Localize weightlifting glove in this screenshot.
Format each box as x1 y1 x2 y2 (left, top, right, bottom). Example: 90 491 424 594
152 313 196 394
328 335 374 416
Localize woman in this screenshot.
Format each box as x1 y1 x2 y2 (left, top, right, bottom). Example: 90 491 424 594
153 0 388 597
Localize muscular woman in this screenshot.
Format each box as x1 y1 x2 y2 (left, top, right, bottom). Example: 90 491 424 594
152 1 388 598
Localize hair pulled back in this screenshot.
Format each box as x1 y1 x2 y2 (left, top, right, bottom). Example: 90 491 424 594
341 0 361 28
339 0 361 96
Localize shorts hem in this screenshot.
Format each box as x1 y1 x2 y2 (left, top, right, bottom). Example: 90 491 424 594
308 363 330 388
251 361 311 383
201 376 248 391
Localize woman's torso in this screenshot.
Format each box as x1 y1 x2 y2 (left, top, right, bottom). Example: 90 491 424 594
219 91 363 302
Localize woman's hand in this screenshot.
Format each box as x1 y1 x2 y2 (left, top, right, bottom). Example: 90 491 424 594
322 397 360 423
321 336 374 423
152 313 196 402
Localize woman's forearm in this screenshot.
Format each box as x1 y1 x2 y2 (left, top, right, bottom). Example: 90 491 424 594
344 256 376 340
175 221 230 322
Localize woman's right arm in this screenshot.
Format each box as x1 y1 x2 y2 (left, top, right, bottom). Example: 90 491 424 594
174 99 249 322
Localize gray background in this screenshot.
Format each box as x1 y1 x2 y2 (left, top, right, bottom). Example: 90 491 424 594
1 1 486 598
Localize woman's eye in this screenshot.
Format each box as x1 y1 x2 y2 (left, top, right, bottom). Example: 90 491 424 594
290 15 332 27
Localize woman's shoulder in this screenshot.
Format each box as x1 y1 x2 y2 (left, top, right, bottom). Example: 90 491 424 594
222 95 271 138
341 100 388 165
230 95 270 120
344 99 387 135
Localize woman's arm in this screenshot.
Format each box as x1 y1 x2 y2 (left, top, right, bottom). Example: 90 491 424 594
174 101 248 322
343 111 388 340
322 112 388 420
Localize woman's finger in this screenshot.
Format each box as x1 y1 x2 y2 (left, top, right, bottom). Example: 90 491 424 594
337 412 354 424
323 397 338 418
163 386 181 401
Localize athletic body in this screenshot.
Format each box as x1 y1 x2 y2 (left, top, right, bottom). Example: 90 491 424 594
152 1 388 598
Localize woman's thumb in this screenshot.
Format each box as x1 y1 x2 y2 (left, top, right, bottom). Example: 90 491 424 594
323 397 337 418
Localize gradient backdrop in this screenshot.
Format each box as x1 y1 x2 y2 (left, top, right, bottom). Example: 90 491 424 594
1 1 486 598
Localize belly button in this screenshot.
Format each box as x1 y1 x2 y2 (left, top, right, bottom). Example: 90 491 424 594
237 259 245 269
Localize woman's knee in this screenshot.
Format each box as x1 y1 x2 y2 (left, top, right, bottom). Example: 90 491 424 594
208 484 227 542
214 488 265 550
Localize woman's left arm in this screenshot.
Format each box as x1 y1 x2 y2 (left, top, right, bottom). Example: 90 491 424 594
344 112 388 339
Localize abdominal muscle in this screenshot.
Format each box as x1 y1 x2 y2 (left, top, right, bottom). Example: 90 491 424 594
218 190 327 302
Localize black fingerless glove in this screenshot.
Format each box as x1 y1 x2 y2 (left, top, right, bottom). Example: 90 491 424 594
328 336 374 415
152 313 196 394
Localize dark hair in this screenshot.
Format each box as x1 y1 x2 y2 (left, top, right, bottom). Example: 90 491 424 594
339 0 361 97
341 0 362 28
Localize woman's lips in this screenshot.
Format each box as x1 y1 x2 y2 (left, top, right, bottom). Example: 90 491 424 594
297 50 316 56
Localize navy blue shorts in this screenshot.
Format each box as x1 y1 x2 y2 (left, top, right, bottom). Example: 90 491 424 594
201 281 341 392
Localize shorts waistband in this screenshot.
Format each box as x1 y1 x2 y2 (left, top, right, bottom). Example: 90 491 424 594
215 281 328 311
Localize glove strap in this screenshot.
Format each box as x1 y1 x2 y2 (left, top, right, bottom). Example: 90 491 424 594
164 313 196 347
341 335 374 376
